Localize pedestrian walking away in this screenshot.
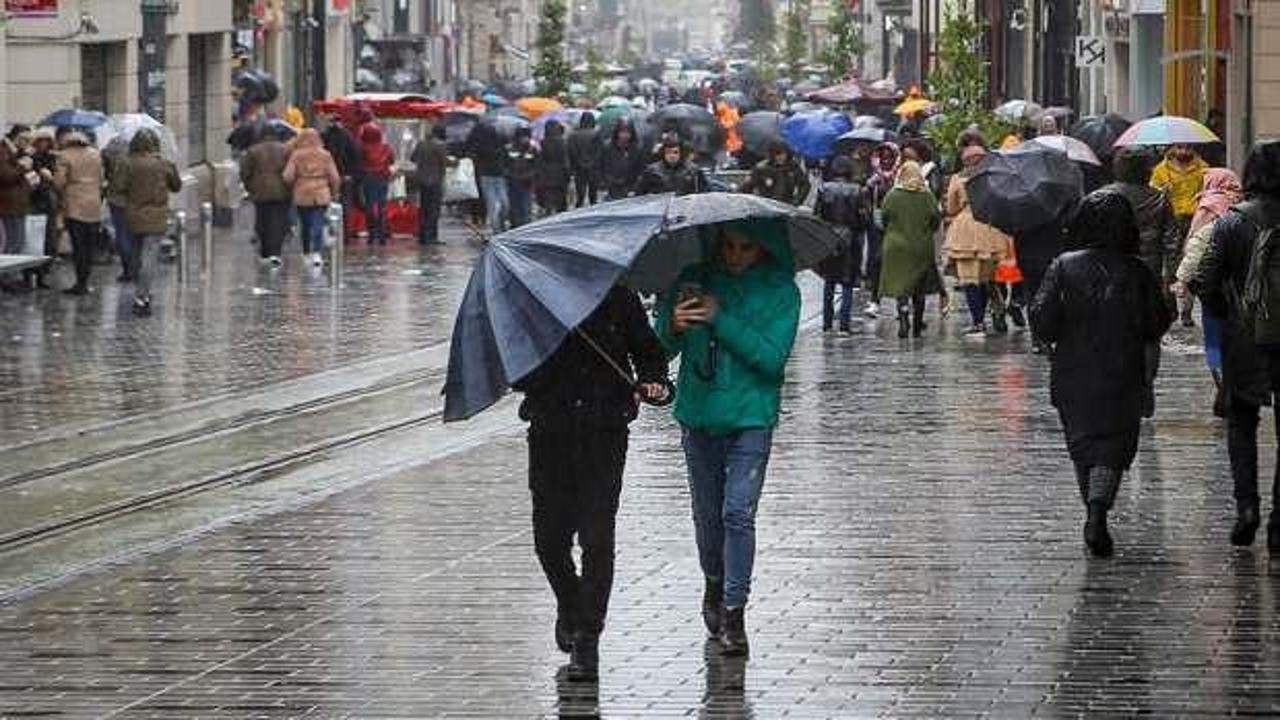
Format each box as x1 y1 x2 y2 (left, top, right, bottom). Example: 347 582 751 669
112 129 181 316
359 124 396 245
1189 140 1280 551
861 143 899 317
466 121 508 235
535 120 571 216
512 285 670 682
814 156 869 332
241 126 291 264
52 130 104 294
943 144 1012 335
410 125 449 245
656 218 802 658
506 127 538 228
283 128 341 266
567 114 601 207
1151 143 1209 326
1030 190 1172 557
1105 147 1180 314
878 161 942 339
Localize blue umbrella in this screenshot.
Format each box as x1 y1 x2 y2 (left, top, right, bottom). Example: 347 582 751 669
41 109 107 130
443 193 841 421
781 111 853 160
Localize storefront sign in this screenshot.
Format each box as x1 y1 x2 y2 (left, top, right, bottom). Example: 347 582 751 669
5 0 58 17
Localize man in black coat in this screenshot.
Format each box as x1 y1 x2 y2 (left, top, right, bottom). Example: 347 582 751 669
567 114 601 207
1031 190 1172 558
815 156 868 332
1190 140 1280 550
596 121 645 200
513 285 670 681
740 140 811 206
633 139 709 196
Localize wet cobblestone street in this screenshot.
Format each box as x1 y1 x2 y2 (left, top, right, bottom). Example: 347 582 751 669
2 215 1279 717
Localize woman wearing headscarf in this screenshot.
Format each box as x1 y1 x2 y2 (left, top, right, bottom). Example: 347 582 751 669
1175 168 1244 415
944 144 1012 335
1031 191 1172 557
878 161 942 338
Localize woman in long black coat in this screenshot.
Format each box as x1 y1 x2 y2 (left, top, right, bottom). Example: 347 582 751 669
1031 190 1173 557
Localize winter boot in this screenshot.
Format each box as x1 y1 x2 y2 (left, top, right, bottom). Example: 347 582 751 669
555 607 576 653
721 608 749 657
567 632 599 681
702 578 725 638
911 301 927 338
896 308 910 339
1075 465 1091 507
1232 503 1261 546
1084 502 1114 558
1007 303 1027 328
1269 517 1280 554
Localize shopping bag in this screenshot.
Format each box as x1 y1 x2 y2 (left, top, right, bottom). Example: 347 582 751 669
23 215 47 255
444 158 479 202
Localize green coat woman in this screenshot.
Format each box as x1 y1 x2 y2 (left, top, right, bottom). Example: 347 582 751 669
878 161 942 337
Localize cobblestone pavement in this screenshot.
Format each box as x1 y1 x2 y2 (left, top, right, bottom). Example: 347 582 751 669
1 299 1276 718
0 213 483 444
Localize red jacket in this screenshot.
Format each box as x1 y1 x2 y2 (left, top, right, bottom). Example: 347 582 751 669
360 125 395 180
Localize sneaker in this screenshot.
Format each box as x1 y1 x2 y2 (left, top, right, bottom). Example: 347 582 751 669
964 323 986 337
269 256 283 267
310 252 323 267
864 301 880 318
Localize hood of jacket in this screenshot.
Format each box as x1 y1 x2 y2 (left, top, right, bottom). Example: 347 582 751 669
704 217 796 276
360 124 384 145
1068 189 1140 254
129 129 160 155
295 128 323 151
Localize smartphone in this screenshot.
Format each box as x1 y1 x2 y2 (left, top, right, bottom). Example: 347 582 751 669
678 281 703 304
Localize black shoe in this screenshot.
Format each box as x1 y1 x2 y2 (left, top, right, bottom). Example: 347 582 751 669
838 324 852 334
702 578 725 638
1232 504 1261 546
992 313 1008 334
721 608 749 657
1007 304 1027 328
1269 522 1280 554
132 297 152 317
555 611 576 654
897 313 910 339
1084 502 1114 558
567 633 599 681
912 320 926 338
62 285 88 296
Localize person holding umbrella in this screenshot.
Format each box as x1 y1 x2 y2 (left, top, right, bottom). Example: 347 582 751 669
739 140 810 206
944 145 1012 336
1030 190 1172 558
879 161 942 338
656 218 801 658
1151 143 1209 326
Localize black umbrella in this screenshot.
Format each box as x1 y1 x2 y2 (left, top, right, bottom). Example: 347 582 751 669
651 103 717 136
834 127 898 152
967 143 1084 235
481 113 530 140
233 69 280 104
599 108 656 148
443 110 482 152
737 111 784 156
719 91 752 110
226 118 297 151
443 193 841 421
1070 114 1132 160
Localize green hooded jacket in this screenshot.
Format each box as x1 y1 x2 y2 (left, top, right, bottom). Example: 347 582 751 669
655 219 801 435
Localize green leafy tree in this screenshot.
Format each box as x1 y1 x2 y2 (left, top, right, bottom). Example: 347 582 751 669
534 0 572 96
822 0 866 80
737 0 776 46
923 1 1016 166
783 0 812 80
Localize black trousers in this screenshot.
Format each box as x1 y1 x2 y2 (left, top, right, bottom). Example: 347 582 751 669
573 172 598 207
1227 350 1280 513
528 421 628 637
254 200 290 259
66 219 99 289
418 184 442 244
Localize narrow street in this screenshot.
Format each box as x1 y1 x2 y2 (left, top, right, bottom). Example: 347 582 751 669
1 215 1276 717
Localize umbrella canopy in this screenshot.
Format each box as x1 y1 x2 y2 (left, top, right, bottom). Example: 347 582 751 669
443 110 482 152
443 193 841 421
482 92 510 106
652 103 717 130
517 96 563 120
737 111 784 156
531 111 571 143
719 90 751 110
97 113 181 164
1114 116 1220 147
851 114 886 129
967 143 1084 235
1036 106 1075 126
598 108 656 147
1028 134 1101 166
786 101 823 115
995 99 1042 124
807 78 898 105
459 79 487 97
598 95 632 110
637 78 660 92
781 110 853 160
226 118 298 151
233 70 280 104
481 113 531 140
834 127 898 152
40 109 108 131
894 96 936 117
1069 114 1131 159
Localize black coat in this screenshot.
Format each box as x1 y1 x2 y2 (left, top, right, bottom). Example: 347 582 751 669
1191 198 1280 407
536 133 571 192
815 179 868 284
633 159 708 196
567 128 602 178
1031 248 1171 468
741 158 811 205
1104 181 1180 279
514 287 669 429
466 123 507 178
321 125 360 179
597 141 645 198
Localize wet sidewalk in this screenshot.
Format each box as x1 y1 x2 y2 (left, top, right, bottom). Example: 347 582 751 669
0 310 1275 717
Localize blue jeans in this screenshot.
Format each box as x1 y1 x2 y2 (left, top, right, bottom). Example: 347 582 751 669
508 181 531 228
823 281 854 330
682 426 773 609
298 206 326 254
1204 305 1224 374
362 178 389 243
479 175 508 233
109 205 135 277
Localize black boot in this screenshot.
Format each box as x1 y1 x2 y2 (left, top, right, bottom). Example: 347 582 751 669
555 608 576 654
567 632 599 681
1007 304 1027 328
1074 465 1090 507
721 608 749 657
1232 503 1261 546
896 309 910 339
702 578 725 638
1269 518 1280 554
911 302 927 338
1084 501 1114 558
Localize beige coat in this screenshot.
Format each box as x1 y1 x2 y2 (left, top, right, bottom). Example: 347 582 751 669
283 129 340 208
943 175 1011 284
54 134 104 223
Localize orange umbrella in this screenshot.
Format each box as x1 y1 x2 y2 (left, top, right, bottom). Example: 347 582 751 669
893 96 936 117
516 97 563 120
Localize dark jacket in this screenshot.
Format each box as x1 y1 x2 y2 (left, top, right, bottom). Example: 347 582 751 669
815 179 868 284
634 159 708 196
115 131 181 236
1192 198 1280 407
1104 181 1180 279
514 286 669 429
0 139 31 217
29 149 58 215
241 138 290 203
741 157 811 205
597 130 645 198
410 136 449 188
321 124 360 179
466 122 507 178
536 130 571 191
567 127 601 179
505 140 538 189
1031 192 1172 468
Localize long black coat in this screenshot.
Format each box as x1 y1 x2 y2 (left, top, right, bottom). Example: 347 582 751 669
513 287 669 429
814 179 868 284
1104 181 1180 281
1032 246 1171 468
633 159 708 196
597 141 645 199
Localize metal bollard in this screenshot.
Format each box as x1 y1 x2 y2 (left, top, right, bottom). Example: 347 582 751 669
175 210 188 283
326 202 344 286
200 202 213 279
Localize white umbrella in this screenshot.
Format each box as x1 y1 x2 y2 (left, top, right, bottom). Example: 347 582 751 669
97 113 182 166
1029 134 1102 166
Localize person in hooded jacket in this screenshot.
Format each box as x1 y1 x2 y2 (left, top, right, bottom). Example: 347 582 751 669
1031 190 1172 558
241 126 291 263
283 128 341 266
320 114 361 217
1190 140 1280 551
656 219 801 659
113 129 180 315
567 113 601 207
536 120 571 215
53 131 104 294
1104 148 1179 306
359 124 396 245
879 161 942 339
597 121 644 200
506 127 538 228
815 156 868 332
740 140 810 206
634 139 709 196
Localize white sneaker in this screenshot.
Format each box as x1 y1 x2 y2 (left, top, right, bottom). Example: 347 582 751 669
268 256 282 267
863 301 879 318
310 252 323 267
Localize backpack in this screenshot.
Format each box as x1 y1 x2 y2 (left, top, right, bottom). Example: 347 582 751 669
1239 205 1280 343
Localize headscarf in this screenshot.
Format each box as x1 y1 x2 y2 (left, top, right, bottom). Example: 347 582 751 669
1190 168 1243 234
895 160 926 192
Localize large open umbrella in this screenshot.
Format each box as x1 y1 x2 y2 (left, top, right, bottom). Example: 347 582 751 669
995 99 1043 124
481 113 530 140
1028 135 1101 166
1114 116 1220 147
443 110 482 152
719 91 751 110
598 108 655 147
834 127 898 153
737 111 784 156
851 115 886 129
1070 114 1131 159
651 103 717 132
894 96 936 117
781 110 853 160
517 96 563 120
97 113 181 164
40 109 108 131
443 193 840 421
967 143 1083 235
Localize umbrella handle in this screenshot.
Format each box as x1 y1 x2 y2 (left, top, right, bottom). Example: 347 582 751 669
637 377 676 407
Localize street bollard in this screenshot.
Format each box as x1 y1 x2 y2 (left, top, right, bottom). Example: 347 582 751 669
175 210 188 284
200 201 213 279
327 202 344 287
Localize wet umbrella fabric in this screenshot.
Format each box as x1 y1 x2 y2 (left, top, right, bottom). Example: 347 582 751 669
1070 114 1131 159
652 104 717 135
995 99 1043 124
41 109 107 131
781 111 853 160
1113 116 1220 147
443 192 840 422
967 143 1083 235
719 91 751 109
835 127 898 152
96 113 181 164
481 113 531 140
852 115 886 129
233 70 280 104
1028 134 1101 166
737 111 784 156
